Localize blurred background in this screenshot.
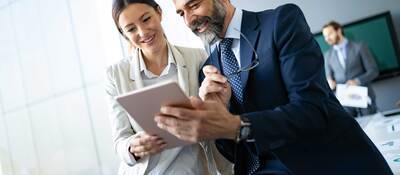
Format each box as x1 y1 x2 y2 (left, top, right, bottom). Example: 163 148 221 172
0 0 399 174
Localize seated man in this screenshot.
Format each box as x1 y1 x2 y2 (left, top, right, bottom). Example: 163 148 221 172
322 21 379 117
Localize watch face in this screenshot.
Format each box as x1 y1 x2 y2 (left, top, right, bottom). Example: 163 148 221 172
240 126 251 140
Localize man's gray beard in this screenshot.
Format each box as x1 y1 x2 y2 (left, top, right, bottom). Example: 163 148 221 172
197 0 226 46
198 28 221 46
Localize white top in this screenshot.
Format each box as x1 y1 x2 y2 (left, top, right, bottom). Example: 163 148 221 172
126 46 204 175
133 46 178 86
105 42 233 175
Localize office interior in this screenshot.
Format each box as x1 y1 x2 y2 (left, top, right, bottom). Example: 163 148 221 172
0 0 399 174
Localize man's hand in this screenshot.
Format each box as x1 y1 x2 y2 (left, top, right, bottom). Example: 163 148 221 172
199 65 231 106
154 96 241 143
346 79 359 86
327 77 337 90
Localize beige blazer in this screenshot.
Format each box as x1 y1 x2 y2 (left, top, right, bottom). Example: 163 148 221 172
105 43 232 175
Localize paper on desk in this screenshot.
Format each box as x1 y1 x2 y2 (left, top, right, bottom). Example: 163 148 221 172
387 120 400 133
336 84 368 108
378 139 400 152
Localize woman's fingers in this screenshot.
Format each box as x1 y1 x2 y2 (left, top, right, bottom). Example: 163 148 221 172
129 134 167 157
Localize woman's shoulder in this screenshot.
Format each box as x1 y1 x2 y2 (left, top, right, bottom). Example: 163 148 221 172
173 45 206 56
105 56 133 77
171 44 207 65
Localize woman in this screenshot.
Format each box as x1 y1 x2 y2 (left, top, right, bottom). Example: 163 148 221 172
105 0 232 174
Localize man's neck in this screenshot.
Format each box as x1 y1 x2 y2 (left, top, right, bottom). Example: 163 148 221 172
336 36 345 45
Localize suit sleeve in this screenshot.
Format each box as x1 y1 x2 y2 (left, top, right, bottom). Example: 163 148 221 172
242 4 332 155
355 43 379 85
104 66 140 166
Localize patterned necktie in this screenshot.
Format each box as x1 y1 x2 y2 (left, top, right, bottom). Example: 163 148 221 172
220 38 243 104
220 38 260 174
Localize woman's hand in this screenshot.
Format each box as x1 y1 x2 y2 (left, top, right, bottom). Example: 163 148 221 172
128 132 167 159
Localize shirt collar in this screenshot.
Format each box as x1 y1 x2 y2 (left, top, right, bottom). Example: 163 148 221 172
209 8 242 53
131 45 175 80
224 8 242 40
333 38 348 50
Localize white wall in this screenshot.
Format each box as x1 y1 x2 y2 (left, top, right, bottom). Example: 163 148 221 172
0 0 121 174
231 0 400 39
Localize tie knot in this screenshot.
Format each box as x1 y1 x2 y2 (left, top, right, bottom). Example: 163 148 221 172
220 38 233 51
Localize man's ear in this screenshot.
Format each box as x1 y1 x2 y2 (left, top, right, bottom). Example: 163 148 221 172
338 28 344 36
220 0 231 6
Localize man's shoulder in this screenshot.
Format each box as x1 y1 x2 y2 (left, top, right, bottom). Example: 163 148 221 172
347 40 366 52
173 45 204 54
324 48 335 59
247 3 301 13
245 3 306 31
249 3 303 17
172 45 206 61
348 40 364 47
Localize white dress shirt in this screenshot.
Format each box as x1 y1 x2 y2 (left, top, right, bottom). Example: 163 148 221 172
211 8 243 67
137 46 178 86
333 38 349 69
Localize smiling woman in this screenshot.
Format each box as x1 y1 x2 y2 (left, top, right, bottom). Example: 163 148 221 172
106 0 232 174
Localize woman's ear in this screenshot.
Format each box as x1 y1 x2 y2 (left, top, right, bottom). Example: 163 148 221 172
157 6 162 20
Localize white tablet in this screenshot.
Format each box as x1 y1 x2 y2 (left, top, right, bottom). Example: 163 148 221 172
115 80 192 149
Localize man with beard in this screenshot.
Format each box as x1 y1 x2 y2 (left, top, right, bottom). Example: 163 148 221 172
322 21 379 117
155 0 393 174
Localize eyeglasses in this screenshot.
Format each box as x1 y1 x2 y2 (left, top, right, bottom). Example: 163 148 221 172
205 28 260 78
225 28 260 77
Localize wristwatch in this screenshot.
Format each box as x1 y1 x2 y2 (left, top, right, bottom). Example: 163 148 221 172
236 116 252 143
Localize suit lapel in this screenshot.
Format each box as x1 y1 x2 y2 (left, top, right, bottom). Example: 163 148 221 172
209 48 222 72
240 10 260 91
330 49 345 72
345 41 355 70
131 48 145 89
169 43 190 96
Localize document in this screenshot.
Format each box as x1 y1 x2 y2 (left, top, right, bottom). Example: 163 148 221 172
336 84 369 108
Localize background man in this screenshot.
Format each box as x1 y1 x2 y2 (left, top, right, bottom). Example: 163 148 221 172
322 21 379 117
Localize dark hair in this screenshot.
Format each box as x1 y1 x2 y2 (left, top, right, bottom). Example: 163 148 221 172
112 0 160 40
323 21 344 36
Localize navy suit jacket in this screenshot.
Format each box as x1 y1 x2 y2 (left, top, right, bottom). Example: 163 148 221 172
199 4 392 175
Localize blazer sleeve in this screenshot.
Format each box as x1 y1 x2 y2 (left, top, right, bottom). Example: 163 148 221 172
104 65 140 166
242 4 332 155
355 43 379 85
195 48 208 71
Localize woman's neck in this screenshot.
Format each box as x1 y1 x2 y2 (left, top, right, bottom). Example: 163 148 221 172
141 40 169 76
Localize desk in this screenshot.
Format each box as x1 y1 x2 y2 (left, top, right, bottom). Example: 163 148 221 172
357 112 400 174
